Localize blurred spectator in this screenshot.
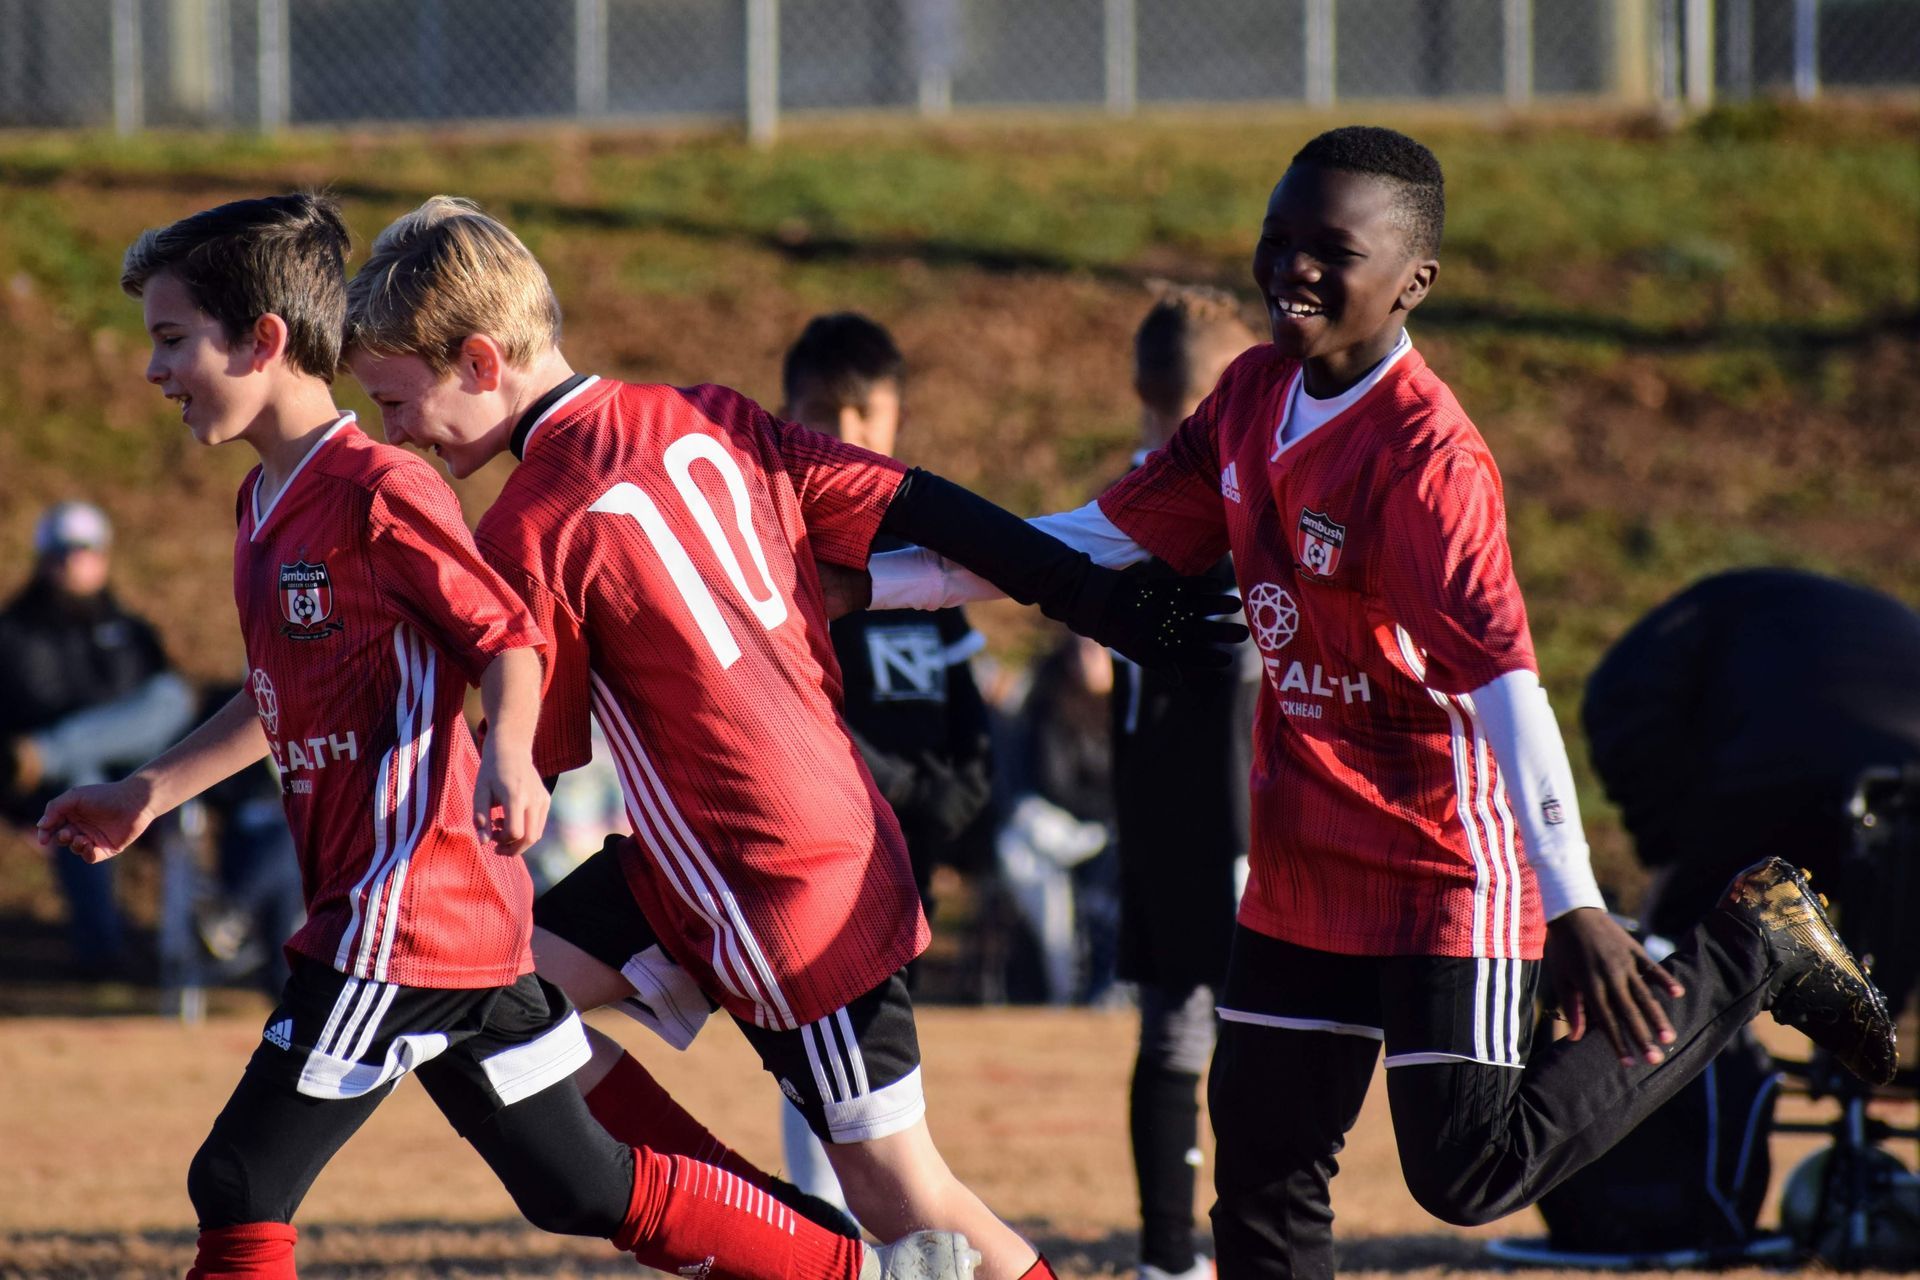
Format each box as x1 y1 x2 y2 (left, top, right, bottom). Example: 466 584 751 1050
777 311 995 1212
1109 286 1259 1280
996 632 1118 1006
0 501 195 978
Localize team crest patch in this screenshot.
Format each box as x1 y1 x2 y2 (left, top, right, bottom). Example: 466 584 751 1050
279 560 343 640
1296 509 1346 576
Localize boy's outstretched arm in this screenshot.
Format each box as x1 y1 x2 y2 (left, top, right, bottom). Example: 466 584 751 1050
474 645 549 858
868 470 1245 671
37 689 267 861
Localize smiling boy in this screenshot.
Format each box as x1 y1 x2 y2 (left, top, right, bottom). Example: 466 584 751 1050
866 126 1896 1279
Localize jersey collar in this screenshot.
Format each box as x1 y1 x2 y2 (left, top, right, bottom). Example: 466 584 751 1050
510 373 600 459
250 412 354 540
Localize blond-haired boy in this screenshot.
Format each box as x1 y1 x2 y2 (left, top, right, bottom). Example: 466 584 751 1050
344 196 1243 1280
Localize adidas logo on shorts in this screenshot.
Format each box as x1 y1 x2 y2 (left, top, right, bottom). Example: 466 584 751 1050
263 1018 294 1051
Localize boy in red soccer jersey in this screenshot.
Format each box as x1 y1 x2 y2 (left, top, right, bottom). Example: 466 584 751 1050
38 194 974 1280
864 127 1897 1279
340 197 1242 1280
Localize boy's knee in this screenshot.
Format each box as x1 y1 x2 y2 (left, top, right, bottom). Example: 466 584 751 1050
188 1135 277 1229
1398 1156 1502 1228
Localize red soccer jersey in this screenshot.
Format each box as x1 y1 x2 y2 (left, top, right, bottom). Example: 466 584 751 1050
1099 343 1544 960
234 418 543 988
474 376 926 1030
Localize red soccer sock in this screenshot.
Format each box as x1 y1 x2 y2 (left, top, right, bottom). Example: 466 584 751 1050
186 1222 299 1278
586 1051 776 1189
618 1148 863 1280
1017 1255 1058 1280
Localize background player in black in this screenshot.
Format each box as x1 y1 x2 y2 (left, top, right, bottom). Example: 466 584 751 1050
1583 568 1920 938
1109 288 1258 1280
777 311 995 1214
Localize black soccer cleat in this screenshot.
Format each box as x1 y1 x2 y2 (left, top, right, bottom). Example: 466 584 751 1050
1720 857 1898 1086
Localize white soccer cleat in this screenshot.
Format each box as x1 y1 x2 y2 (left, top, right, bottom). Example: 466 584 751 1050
862 1231 982 1280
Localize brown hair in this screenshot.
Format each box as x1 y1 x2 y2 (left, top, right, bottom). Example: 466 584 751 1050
121 192 349 382
1133 283 1256 418
345 196 561 374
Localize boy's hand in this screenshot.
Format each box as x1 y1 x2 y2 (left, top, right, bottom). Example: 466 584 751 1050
817 561 873 620
474 740 550 858
1068 565 1249 673
1544 907 1686 1068
37 778 158 863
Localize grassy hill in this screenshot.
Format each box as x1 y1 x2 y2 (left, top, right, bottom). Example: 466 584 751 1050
1 101 1916 908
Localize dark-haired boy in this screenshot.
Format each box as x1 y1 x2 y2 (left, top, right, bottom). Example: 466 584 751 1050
341 196 1242 1280
39 193 975 1280
776 312 995 1214
867 126 1897 1278
1112 287 1259 1280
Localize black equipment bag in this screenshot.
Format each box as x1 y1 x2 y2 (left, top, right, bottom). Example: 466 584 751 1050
1538 1024 1779 1253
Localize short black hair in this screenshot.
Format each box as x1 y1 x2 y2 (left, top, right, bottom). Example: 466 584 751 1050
1289 126 1445 258
781 312 905 412
121 192 350 382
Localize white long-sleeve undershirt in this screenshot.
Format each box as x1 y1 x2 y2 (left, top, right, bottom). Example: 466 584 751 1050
868 504 1605 921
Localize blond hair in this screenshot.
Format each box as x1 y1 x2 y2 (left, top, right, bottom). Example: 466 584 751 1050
345 196 561 374
1133 283 1256 418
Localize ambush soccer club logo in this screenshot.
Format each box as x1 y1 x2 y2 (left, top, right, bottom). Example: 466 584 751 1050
1296 508 1346 576
278 560 343 640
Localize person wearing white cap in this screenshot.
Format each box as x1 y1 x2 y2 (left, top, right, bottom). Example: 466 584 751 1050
1 500 196 977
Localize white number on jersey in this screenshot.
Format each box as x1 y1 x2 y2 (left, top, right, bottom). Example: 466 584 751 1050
590 433 789 668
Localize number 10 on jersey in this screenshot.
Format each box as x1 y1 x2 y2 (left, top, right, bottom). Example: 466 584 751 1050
590 433 789 669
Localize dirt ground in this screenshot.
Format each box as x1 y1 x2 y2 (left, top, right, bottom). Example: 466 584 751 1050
1 1004 1912 1279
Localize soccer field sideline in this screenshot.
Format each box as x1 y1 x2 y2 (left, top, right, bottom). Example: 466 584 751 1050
2 1005 1894 1278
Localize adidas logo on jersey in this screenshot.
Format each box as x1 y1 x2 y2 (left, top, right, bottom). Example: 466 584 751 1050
1221 462 1242 503
263 1018 294 1051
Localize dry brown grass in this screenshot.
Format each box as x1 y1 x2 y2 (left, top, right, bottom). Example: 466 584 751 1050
1 1007 1911 1278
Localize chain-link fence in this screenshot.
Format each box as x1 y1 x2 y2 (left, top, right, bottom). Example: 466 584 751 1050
0 0 1914 134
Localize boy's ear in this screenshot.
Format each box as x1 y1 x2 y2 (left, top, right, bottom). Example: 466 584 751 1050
1395 258 1440 315
247 313 291 372
456 334 506 393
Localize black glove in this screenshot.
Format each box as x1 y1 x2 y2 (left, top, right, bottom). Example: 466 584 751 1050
1051 563 1248 673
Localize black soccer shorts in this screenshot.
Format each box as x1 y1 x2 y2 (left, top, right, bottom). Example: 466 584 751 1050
1217 924 1540 1069
537 839 925 1143
246 954 591 1134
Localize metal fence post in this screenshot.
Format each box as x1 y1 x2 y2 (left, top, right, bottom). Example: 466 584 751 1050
1683 0 1713 109
1793 0 1820 100
1725 0 1754 100
1503 0 1533 106
256 0 289 131
1614 0 1653 102
1104 0 1136 116
745 0 778 145
1305 0 1335 108
111 0 144 134
575 0 608 118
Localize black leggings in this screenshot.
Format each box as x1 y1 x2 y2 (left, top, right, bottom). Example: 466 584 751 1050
1207 909 1776 1280
188 1066 634 1238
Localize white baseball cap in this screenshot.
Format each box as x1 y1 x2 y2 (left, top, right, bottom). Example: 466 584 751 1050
34 501 113 557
